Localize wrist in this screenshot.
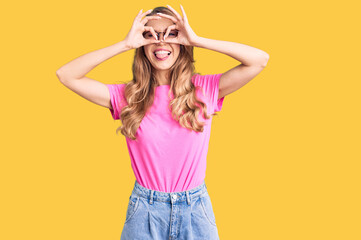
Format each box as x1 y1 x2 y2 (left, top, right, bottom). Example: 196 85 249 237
191 35 203 48
118 40 133 52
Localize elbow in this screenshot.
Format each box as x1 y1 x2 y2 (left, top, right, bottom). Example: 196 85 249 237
56 71 69 84
56 68 69 82
55 70 62 77
56 70 64 82
261 54 269 68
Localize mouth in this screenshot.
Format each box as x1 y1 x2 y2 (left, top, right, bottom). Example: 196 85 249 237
153 50 171 61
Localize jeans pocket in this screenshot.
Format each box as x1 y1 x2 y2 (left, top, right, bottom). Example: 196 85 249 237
124 194 140 224
200 192 217 227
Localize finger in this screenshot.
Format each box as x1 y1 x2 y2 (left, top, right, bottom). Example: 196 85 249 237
141 15 161 25
156 13 178 23
139 9 153 19
164 25 177 40
180 4 188 22
166 5 182 21
144 26 158 40
145 38 160 45
163 37 178 44
135 9 143 20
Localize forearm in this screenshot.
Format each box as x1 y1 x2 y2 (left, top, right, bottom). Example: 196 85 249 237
56 40 131 79
192 36 269 67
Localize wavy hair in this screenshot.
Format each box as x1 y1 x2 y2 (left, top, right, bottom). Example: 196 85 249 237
116 6 217 140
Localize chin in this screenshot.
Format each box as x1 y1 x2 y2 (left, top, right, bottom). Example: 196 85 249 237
151 60 177 70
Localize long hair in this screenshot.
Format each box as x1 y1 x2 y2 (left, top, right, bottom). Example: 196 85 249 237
116 6 217 140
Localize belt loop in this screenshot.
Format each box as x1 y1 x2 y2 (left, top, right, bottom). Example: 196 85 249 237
186 191 191 205
149 190 154 205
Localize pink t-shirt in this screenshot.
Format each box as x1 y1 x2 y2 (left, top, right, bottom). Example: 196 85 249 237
106 73 225 192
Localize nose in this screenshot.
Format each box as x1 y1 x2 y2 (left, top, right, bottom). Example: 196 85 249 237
156 32 166 41
156 38 166 45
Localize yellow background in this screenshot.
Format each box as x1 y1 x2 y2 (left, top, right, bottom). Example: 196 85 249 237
1 0 360 239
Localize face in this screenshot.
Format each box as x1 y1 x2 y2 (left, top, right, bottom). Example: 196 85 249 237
143 17 181 74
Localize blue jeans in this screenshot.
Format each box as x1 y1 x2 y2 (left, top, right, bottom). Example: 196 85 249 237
120 180 220 240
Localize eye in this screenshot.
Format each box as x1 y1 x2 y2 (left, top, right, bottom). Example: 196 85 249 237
143 32 154 38
169 31 178 37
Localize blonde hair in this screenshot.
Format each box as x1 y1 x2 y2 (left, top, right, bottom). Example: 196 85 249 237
116 6 217 140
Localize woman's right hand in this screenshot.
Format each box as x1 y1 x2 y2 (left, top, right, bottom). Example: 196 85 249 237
123 9 161 49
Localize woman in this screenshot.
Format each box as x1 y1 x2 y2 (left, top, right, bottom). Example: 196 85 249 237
56 4 269 240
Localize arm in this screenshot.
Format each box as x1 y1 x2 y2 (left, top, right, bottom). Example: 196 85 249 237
192 36 269 67
56 8 161 111
192 36 270 99
155 4 269 99
56 40 131 110
56 41 131 110
56 40 131 79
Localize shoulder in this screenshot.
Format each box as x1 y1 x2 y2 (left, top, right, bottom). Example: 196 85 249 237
192 73 223 87
105 83 128 107
105 83 127 120
106 83 126 94
191 73 225 113
191 73 223 95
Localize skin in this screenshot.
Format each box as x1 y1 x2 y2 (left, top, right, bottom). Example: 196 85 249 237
144 18 180 85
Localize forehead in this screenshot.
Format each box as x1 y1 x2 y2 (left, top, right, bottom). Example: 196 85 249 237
145 18 175 31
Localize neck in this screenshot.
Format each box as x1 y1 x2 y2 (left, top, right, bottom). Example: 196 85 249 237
154 70 171 85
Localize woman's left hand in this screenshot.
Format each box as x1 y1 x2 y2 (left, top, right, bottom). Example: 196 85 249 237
156 4 199 46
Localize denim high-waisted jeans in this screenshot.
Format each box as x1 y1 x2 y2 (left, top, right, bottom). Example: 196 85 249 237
120 180 220 240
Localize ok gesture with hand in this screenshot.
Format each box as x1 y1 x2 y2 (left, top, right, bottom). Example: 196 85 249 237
156 5 199 46
124 9 162 49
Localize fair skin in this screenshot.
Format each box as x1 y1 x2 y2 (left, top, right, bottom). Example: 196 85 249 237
155 5 270 99
56 4 269 111
143 18 180 85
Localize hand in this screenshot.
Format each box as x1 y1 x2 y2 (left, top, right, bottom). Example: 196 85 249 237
156 4 199 46
123 9 162 49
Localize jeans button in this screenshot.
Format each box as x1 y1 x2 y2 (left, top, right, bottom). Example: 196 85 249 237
172 194 177 200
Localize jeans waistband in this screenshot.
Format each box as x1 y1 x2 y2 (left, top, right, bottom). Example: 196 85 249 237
131 180 208 205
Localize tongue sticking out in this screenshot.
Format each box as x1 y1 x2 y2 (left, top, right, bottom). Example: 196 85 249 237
156 53 169 59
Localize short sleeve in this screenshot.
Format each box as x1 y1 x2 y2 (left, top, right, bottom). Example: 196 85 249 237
192 73 225 113
105 84 127 120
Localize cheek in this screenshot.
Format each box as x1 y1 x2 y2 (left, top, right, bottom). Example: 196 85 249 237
145 50 153 60
145 50 150 57
172 46 181 58
174 50 180 59
143 47 151 56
